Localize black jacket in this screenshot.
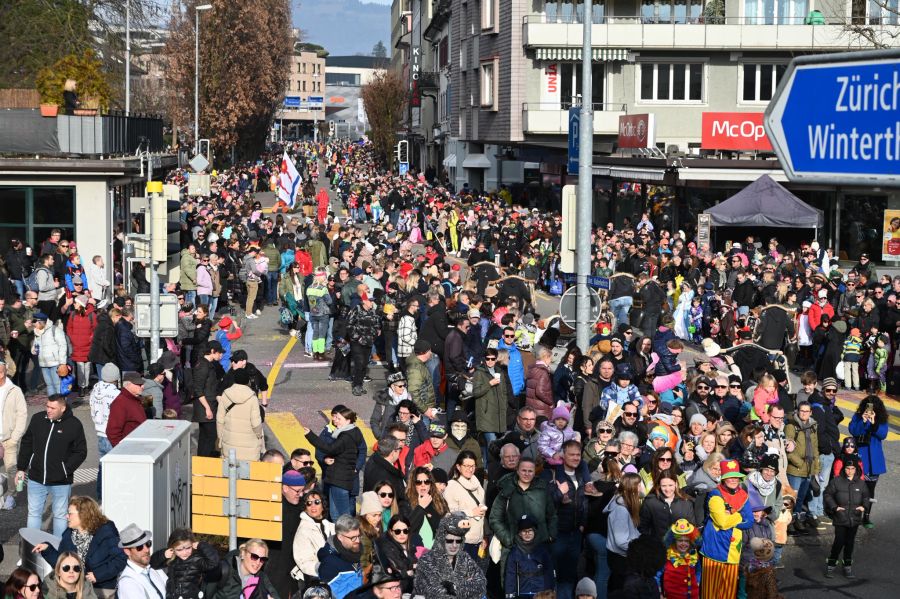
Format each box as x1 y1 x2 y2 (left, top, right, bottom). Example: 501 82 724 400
824 474 870 527
88 312 118 366
733 279 757 308
419 302 450 356
363 453 409 512
150 541 219 599
639 280 666 315
115 319 143 373
306 426 365 491
192 357 224 423
638 494 696 541
810 395 843 455
17 409 87 485
756 305 794 351
213 551 280 599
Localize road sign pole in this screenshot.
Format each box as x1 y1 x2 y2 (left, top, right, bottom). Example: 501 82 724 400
576 0 593 352
228 449 238 551
146 159 161 363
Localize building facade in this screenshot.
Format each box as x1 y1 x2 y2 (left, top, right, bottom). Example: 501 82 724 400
324 56 388 139
279 49 327 140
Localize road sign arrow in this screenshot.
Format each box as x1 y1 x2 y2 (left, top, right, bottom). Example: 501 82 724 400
765 49 900 186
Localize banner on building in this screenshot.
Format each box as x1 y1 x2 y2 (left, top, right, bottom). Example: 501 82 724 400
882 209 900 261
701 112 773 151
618 114 656 149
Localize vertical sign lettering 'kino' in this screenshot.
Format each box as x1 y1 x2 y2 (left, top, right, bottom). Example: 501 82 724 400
765 49 900 186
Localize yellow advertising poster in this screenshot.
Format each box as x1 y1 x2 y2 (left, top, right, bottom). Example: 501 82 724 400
883 210 900 261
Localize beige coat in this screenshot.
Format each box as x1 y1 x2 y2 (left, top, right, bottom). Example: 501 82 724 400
0 378 27 444
216 383 263 461
293 511 335 577
444 476 486 544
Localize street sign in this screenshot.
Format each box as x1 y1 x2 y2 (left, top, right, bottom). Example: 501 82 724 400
765 49 900 186
284 96 301 108
192 456 283 545
568 107 580 175
189 154 210 173
134 293 179 338
559 284 602 330
399 162 409 176
697 213 712 251
562 273 609 290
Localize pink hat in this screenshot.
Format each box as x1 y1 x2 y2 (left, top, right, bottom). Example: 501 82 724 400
551 405 570 422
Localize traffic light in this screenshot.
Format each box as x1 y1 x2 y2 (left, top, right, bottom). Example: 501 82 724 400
127 195 150 260
150 183 182 263
395 140 409 164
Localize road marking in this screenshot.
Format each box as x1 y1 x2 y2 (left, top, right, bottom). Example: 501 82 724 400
266 336 297 393
265 412 319 471
321 409 375 454
281 362 331 369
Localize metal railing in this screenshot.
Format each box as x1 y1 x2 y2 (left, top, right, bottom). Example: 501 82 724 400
522 13 897 26
523 102 627 112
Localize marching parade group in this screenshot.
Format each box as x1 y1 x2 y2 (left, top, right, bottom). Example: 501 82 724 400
0 138 894 599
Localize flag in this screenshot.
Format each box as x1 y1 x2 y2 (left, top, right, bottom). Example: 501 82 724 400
278 151 301 208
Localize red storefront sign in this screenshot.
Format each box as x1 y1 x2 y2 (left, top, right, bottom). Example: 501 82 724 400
701 112 773 151
618 114 655 149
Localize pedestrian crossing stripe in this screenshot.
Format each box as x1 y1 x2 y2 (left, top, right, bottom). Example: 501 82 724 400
321 409 375 455
265 412 320 472
834 398 900 442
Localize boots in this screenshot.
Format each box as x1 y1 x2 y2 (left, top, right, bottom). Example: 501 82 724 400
843 560 855 579
825 559 837 578
789 516 809 536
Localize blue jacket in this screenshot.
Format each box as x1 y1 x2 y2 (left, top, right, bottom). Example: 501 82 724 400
848 414 888 476
316 539 362 599
42 521 126 589
216 329 233 372
651 328 680 375
498 340 524 395
504 541 555 598
115 319 143 373
280 250 295 274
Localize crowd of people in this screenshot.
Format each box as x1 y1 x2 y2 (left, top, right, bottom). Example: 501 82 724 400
0 138 895 599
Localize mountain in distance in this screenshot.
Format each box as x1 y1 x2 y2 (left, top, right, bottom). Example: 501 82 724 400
295 0 391 57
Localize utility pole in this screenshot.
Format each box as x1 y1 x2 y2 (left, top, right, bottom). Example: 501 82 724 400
146 159 161 362
576 0 593 352
125 0 131 115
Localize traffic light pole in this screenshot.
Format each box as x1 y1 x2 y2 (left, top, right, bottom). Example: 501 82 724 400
146 158 161 364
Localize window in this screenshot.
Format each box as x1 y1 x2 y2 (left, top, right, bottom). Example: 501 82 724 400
869 0 900 24
641 0 703 23
0 186 75 251
482 0 498 31
559 63 606 108
639 63 703 102
326 73 361 86
480 61 496 109
741 63 786 102
544 1 606 23
743 0 808 24
302 80 307 92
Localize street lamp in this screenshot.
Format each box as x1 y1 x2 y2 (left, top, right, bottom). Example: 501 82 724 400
312 73 320 143
125 0 131 115
195 3 213 155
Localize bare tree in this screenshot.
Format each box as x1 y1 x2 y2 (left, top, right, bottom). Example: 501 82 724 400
361 70 407 166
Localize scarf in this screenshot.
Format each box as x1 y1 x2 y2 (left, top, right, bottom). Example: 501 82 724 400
666 547 699 568
748 471 777 498
334 536 362 565
387 388 408 403
717 483 749 515
332 422 357 438
71 529 93 563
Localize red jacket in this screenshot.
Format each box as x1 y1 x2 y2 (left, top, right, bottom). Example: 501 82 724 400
413 441 448 467
808 301 835 331
662 558 699 599
294 250 313 277
65 306 96 363
106 388 147 446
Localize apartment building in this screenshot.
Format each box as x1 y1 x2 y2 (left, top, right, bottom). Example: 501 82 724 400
280 49 326 139
325 56 388 138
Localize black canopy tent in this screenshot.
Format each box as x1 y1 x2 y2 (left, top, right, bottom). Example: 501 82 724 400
703 174 824 229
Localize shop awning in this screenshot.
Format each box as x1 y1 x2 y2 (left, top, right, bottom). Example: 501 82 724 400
704 174 824 228
594 165 667 182
462 154 491 169
442 154 457 168
535 47 629 62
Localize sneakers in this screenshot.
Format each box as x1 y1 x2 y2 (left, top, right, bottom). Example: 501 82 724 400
363 375 372 383
843 560 855 579
246 314 258 320
304 350 313 357
351 386 365 396
825 560 837 578
255 309 262 315
2 496 15 510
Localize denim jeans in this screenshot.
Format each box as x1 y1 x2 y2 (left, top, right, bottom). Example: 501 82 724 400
426 353 443 403
787 474 812 518
208 296 219 317
552 530 582 599
311 315 330 353
266 271 279 304
184 290 197 306
41 367 61 396
27 479 71 536
304 312 314 353
587 533 610 599
329 485 352 521
198 294 211 310
96 436 113 498
13 279 25 299
609 296 633 330
807 453 835 517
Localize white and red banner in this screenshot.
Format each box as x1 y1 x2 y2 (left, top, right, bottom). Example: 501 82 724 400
278 151 301 208
701 112 773 151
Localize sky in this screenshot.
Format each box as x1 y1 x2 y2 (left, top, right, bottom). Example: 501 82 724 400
294 0 392 57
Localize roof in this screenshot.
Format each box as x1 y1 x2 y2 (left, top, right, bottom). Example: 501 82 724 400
325 55 389 69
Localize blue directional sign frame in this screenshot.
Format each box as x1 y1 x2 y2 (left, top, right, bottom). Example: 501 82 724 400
568 107 580 175
764 49 900 186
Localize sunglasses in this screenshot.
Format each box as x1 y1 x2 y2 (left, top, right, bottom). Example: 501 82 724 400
445 538 463 545
503 335 515 339
392 528 409 535
300 460 314 466
658 457 673 462
730 383 741 388
623 412 637 417
306 499 322 506
23 585 39 592
485 356 497 361
131 541 152 550
379 492 394 498
393 382 407 388
415 479 431 485
598 428 614 434
715 384 727 388
696 385 710 390
248 552 269 564
823 388 837 393
61 564 82 573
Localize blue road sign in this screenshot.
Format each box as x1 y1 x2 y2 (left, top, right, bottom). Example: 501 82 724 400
561 273 609 291
399 162 409 176
765 49 900 186
568 107 580 175
284 96 301 108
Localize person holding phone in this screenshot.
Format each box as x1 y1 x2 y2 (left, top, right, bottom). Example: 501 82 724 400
848 395 888 529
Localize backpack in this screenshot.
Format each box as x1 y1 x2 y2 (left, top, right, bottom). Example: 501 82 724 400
25 267 48 293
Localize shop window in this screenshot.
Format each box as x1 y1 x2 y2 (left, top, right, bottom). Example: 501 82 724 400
841 194 886 261
0 186 75 250
741 63 786 103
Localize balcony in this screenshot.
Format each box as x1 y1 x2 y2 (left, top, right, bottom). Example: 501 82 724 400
0 109 165 156
522 14 900 51
522 103 626 135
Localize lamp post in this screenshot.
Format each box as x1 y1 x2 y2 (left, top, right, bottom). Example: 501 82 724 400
195 3 213 155
125 0 130 115
312 72 320 144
